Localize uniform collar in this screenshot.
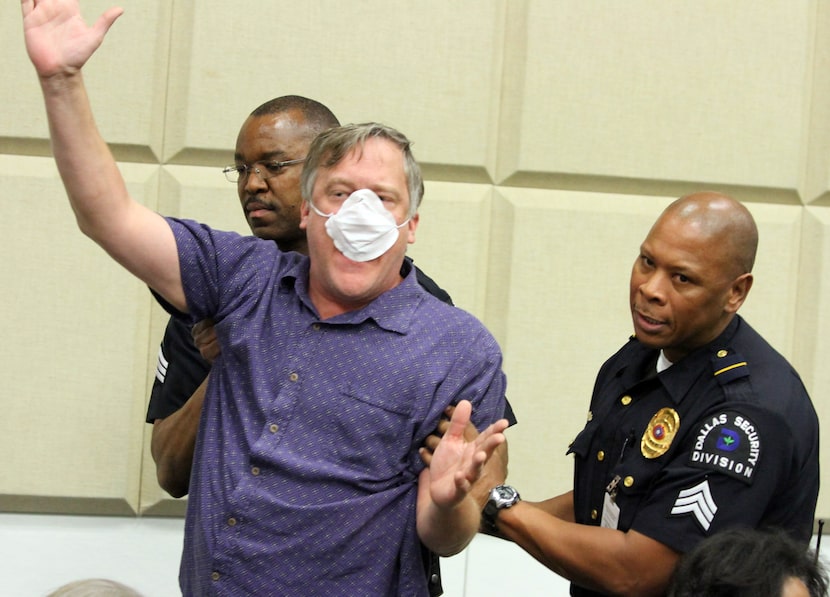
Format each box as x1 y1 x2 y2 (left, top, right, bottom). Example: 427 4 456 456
616 316 744 405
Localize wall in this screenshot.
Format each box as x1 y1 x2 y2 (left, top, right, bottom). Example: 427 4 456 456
1 0 828 589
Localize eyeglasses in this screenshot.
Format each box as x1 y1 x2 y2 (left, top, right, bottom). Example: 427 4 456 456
222 158 306 183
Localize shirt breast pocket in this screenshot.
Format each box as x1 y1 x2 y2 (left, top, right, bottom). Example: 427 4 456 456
613 455 668 530
567 419 600 460
325 381 416 482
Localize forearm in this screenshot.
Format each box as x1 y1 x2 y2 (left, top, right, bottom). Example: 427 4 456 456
416 468 481 556
533 490 576 523
496 501 678 596
150 376 208 498
38 72 185 308
40 71 129 239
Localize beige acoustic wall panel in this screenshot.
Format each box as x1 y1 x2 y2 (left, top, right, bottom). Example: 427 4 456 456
1 1 172 162
736 202 803 357
406 182 494 319
163 0 505 179
498 1 811 200
0 157 159 515
488 189 674 500
140 165 253 514
795 206 830 519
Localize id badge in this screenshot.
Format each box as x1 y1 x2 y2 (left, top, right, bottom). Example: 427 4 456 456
601 491 620 529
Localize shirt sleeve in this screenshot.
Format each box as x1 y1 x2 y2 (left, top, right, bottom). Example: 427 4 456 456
626 404 805 552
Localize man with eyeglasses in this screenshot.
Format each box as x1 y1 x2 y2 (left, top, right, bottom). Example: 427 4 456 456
22 2 510 595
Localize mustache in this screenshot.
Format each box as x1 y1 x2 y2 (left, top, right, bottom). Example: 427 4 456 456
243 197 275 212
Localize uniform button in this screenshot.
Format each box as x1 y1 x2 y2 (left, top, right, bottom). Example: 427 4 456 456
211 572 220 581
597 451 605 461
269 423 279 433
587 410 593 421
289 372 299 382
623 476 634 487
621 395 632 406
227 517 237 527
717 349 728 357
251 467 260 476
430 573 440 584
312 323 321 331
590 509 598 520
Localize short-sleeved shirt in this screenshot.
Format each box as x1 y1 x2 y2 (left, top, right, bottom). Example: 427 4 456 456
567 316 819 597
146 261 517 425
165 218 508 596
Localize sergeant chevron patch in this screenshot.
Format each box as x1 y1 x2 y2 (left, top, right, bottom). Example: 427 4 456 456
670 479 717 531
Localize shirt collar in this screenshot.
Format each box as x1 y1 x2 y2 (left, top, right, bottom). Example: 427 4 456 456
616 316 743 405
289 257 425 334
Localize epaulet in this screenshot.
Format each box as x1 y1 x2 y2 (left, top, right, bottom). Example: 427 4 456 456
712 348 750 385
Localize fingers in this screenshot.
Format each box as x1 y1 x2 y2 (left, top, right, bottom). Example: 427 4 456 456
94 6 124 37
419 433 442 466
444 400 473 440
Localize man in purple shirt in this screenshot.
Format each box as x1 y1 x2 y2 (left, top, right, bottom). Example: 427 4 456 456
22 2 509 595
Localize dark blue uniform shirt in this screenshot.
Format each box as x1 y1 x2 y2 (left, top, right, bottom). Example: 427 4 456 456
567 315 819 597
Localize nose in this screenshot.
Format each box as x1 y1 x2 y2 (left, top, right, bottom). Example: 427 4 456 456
241 168 268 193
638 270 667 303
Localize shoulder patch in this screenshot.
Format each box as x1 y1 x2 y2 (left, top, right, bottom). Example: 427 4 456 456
688 410 760 485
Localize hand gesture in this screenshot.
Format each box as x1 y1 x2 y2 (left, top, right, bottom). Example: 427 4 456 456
21 0 123 78
424 400 508 510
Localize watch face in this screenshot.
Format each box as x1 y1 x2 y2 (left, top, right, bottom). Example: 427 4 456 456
494 486 517 501
491 485 519 506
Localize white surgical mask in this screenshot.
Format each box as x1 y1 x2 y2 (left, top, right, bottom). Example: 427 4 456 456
310 188 411 262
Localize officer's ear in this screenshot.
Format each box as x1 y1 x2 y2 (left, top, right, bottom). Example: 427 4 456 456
726 273 753 314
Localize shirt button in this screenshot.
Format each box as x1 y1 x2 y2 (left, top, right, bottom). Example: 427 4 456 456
312 323 321 331
251 467 260 476
590 509 598 520
269 423 279 433
596 451 605 461
621 395 632 406
227 517 237 527
289 372 299 382
430 573 440 584
211 572 220 581
623 476 634 487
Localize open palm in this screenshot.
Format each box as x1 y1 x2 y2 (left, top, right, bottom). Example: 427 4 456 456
21 0 123 77
428 401 507 508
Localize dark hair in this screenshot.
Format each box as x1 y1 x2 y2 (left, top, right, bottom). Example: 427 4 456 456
250 95 340 138
668 528 828 597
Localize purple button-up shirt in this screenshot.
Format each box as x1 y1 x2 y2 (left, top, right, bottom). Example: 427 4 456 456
167 219 507 596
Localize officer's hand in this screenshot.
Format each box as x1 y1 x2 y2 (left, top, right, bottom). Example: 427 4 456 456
192 318 220 363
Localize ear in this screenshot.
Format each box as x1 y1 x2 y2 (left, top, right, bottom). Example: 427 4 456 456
725 273 753 313
406 213 419 244
299 201 310 230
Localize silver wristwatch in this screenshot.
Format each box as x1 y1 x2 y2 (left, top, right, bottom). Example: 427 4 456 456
482 484 521 531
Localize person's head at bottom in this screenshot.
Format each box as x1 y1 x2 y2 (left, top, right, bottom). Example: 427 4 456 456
667 527 828 597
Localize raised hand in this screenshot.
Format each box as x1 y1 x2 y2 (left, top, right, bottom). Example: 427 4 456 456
21 0 123 78
425 400 508 509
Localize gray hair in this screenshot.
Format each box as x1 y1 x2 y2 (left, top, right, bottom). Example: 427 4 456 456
300 122 424 218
